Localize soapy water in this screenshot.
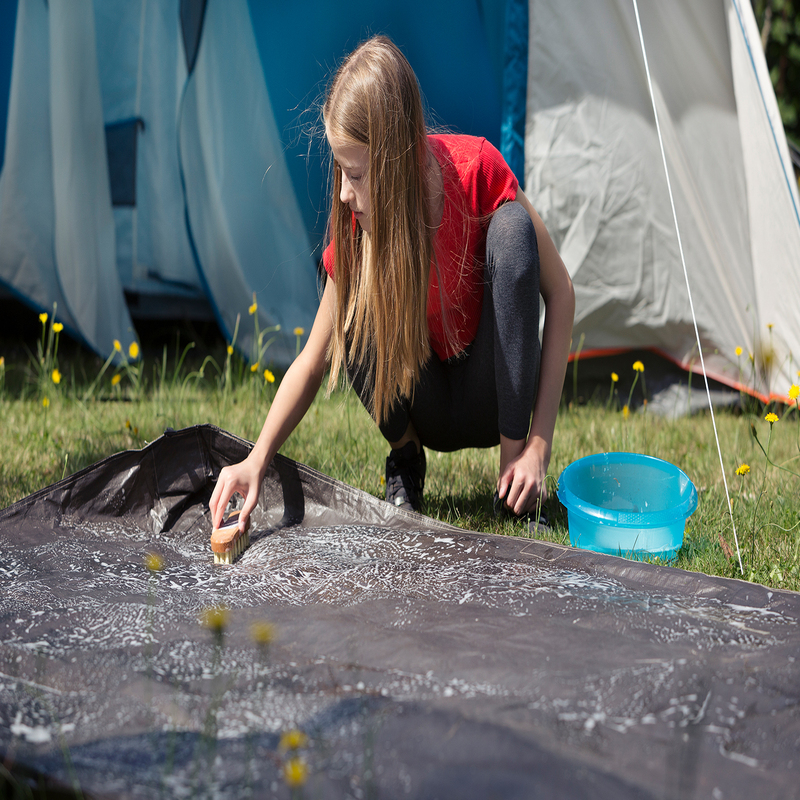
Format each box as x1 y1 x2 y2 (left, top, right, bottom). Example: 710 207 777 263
2 518 799 798
3 521 793 652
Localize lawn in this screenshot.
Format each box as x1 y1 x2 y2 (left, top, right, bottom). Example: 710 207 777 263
2 312 799 593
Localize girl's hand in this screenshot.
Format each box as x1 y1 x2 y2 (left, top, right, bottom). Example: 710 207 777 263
209 456 266 532
497 435 549 517
207 277 335 535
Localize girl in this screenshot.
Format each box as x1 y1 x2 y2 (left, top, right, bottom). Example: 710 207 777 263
210 36 574 530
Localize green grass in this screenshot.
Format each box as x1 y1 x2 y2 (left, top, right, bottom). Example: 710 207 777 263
2 320 800 593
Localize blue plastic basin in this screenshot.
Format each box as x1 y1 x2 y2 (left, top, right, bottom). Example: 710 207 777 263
557 452 698 561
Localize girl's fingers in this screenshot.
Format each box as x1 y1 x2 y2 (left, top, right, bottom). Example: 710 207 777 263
505 478 524 515
496 476 510 505
238 489 260 532
210 462 264 532
506 470 546 516
210 468 239 530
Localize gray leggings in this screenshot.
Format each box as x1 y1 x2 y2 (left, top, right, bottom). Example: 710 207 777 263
351 200 541 451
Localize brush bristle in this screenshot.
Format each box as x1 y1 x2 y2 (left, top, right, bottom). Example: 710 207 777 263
212 527 250 565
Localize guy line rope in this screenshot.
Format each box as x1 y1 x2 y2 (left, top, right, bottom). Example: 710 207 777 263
631 0 743 573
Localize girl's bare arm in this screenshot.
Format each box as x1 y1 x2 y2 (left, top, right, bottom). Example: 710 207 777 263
209 278 336 530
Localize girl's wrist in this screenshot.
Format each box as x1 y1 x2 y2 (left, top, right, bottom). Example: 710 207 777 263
499 434 525 474
524 433 551 471
246 446 272 480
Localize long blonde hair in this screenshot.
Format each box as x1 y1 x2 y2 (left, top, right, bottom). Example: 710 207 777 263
323 36 434 425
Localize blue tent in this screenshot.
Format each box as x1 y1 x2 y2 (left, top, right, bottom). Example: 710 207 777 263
0 0 523 364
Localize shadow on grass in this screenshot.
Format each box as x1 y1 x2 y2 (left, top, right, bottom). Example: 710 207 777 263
423 490 569 547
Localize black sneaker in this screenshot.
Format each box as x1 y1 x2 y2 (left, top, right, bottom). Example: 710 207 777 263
385 441 426 512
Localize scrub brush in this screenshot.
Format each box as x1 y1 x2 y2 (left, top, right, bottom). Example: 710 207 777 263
210 510 250 565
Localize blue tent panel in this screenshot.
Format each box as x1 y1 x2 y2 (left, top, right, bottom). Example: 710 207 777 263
247 0 506 244
0 0 19 173
179 0 207 75
0 0 526 363
105 117 144 207
501 0 528 182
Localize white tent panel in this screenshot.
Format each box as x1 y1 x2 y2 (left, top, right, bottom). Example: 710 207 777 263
179 0 318 365
727 0 800 398
0 0 60 319
94 0 199 295
525 0 800 400
49 0 136 355
0 0 137 355
0 0 318 365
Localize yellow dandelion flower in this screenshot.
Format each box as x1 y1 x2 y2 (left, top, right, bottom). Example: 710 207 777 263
279 729 309 752
52 322 64 333
0 356 4 368
250 620 275 646
622 404 630 419
51 369 61 385
790 385 800 400
735 346 743 357
200 606 229 632
282 757 308 788
42 397 50 408
380 475 386 486
632 361 644 373
111 373 122 386
128 342 139 359
765 412 779 424
39 312 48 325
250 362 259 373
227 344 234 356
264 368 275 383
611 372 619 382
113 339 122 352
249 299 258 315
293 327 305 337
735 463 750 476
144 552 164 572
768 322 774 330
125 419 131 429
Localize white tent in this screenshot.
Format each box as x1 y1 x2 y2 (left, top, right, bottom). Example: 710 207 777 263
0 0 318 364
524 0 800 403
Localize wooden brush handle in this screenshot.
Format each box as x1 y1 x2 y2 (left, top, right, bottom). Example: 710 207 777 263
210 510 249 553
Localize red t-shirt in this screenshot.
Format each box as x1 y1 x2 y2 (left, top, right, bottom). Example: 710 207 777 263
323 134 519 359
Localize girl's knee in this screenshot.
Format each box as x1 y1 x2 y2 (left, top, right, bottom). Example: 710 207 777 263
487 201 535 247
486 202 539 286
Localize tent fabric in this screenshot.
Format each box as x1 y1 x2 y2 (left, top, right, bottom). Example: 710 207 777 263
1 0 509 357
727 0 800 395
179 0 207 75
178 0 318 364
500 0 528 183
524 0 800 402
0 0 138 356
0 0 318 364
246 0 506 245
0 0 18 175
105 117 145 207
2 425 799 798
3 0 800 385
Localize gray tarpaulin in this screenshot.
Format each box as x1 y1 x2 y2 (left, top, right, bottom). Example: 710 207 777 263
1 424 799 799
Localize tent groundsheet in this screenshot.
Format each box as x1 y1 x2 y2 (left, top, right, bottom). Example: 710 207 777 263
1 425 799 799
